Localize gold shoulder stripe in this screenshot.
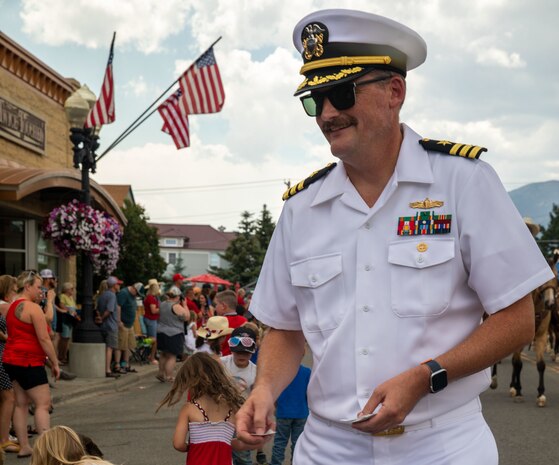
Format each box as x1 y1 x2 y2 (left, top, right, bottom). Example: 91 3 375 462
282 163 337 201
419 138 487 160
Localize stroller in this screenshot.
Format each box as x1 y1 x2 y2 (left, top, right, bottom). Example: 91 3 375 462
130 336 154 364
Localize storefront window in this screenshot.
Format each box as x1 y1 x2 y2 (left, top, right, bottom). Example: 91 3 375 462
0 219 26 275
37 234 59 276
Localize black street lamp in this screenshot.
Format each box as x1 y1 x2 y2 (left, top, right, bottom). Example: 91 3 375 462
64 85 104 344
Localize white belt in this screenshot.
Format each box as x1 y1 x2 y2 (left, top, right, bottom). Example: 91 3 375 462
311 398 481 437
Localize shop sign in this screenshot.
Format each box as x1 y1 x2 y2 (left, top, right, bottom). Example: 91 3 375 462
0 97 45 154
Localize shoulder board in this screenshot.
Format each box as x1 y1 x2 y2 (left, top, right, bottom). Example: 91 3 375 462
282 163 337 201
419 138 487 160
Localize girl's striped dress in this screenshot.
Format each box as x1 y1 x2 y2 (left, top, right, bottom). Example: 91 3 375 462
186 400 235 465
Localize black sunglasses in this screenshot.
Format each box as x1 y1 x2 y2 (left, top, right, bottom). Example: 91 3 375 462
300 75 392 117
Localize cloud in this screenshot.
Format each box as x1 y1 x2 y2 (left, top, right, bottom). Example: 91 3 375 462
94 140 328 230
20 0 191 53
123 76 149 97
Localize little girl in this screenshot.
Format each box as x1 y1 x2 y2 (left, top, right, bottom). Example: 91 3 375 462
194 316 232 360
158 352 252 465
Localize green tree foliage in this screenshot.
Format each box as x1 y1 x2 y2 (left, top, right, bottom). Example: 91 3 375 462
256 204 275 251
210 210 267 286
114 200 166 284
538 203 559 257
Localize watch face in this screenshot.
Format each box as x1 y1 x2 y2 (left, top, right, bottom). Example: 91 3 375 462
431 369 448 393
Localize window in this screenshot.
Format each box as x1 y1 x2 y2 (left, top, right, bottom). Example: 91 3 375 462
168 252 177 265
0 219 26 275
209 253 220 268
164 238 178 246
37 232 59 277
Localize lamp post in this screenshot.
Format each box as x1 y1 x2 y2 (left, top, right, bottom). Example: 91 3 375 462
64 85 104 344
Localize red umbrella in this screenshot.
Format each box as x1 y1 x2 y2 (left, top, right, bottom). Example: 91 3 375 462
186 273 232 286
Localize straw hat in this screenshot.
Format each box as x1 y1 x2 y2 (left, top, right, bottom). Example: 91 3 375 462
523 217 540 236
196 316 233 340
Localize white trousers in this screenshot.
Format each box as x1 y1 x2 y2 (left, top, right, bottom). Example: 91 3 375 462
293 400 498 465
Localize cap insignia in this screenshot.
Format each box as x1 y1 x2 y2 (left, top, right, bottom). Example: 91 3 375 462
283 162 337 201
302 22 328 60
419 138 487 160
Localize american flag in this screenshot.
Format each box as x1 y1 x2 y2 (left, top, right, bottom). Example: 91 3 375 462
179 47 225 114
85 34 116 128
158 88 190 149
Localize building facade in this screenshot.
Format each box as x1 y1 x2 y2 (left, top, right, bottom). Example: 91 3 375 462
151 223 235 277
0 32 125 280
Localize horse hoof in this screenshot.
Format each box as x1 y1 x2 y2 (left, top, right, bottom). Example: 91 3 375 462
513 395 524 403
490 376 498 389
537 395 547 407
509 387 517 397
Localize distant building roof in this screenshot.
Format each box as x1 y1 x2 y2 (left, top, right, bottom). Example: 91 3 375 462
150 223 236 251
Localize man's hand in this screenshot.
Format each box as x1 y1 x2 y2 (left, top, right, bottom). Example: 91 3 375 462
352 365 430 435
235 386 276 446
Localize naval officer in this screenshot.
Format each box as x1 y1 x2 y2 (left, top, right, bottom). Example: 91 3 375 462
236 9 553 464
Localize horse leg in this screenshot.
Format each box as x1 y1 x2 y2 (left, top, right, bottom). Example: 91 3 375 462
510 351 523 401
534 312 551 407
537 361 546 407
490 363 498 389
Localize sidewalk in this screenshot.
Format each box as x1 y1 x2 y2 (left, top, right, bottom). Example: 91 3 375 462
50 362 160 406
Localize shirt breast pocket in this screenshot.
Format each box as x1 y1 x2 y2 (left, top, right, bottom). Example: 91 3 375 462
290 253 344 332
388 238 455 317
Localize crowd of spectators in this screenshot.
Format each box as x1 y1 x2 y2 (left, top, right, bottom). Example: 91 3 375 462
0 269 307 464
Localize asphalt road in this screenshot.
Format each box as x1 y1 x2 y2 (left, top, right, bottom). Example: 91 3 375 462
5 349 559 465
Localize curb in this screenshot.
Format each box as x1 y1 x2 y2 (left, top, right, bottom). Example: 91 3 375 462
52 365 159 405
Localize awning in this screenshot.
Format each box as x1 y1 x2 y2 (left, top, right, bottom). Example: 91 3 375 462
0 167 126 224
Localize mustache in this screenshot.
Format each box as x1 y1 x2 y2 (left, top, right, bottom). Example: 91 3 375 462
321 116 358 133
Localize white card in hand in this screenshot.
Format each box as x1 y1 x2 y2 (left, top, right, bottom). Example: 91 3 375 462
339 404 382 423
250 429 276 436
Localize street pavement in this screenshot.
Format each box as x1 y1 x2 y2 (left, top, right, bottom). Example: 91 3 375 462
4 349 559 464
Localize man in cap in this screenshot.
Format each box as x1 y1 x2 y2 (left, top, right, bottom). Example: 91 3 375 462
114 282 144 373
38 269 57 326
236 9 553 464
172 273 186 290
97 276 123 377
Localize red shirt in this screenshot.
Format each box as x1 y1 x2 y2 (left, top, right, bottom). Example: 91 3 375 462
3 299 47 366
220 313 248 356
143 295 160 320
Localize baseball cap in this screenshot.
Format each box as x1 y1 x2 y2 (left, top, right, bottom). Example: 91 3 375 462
39 269 55 279
228 326 257 354
173 273 186 282
133 282 145 298
107 276 123 287
167 286 182 298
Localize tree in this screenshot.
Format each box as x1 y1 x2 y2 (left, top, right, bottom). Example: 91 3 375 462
114 200 166 284
210 211 264 286
173 255 185 275
255 204 275 251
539 203 559 257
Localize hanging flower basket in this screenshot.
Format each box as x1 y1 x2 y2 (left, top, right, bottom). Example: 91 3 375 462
42 199 122 274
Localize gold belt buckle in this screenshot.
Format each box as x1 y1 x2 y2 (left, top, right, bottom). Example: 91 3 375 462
372 425 405 437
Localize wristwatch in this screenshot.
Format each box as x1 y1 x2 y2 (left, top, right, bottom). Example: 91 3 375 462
422 359 448 393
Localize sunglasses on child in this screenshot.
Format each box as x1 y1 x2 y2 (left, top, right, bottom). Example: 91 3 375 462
228 336 255 348
299 75 393 117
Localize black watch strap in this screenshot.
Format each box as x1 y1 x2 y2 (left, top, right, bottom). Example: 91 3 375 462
423 359 448 393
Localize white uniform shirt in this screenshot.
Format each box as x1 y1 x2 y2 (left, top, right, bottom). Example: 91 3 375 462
250 123 552 425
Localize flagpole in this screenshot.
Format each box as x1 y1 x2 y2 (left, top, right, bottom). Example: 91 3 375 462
97 36 222 162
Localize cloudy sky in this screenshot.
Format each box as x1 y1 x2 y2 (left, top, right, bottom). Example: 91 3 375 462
2 0 558 230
